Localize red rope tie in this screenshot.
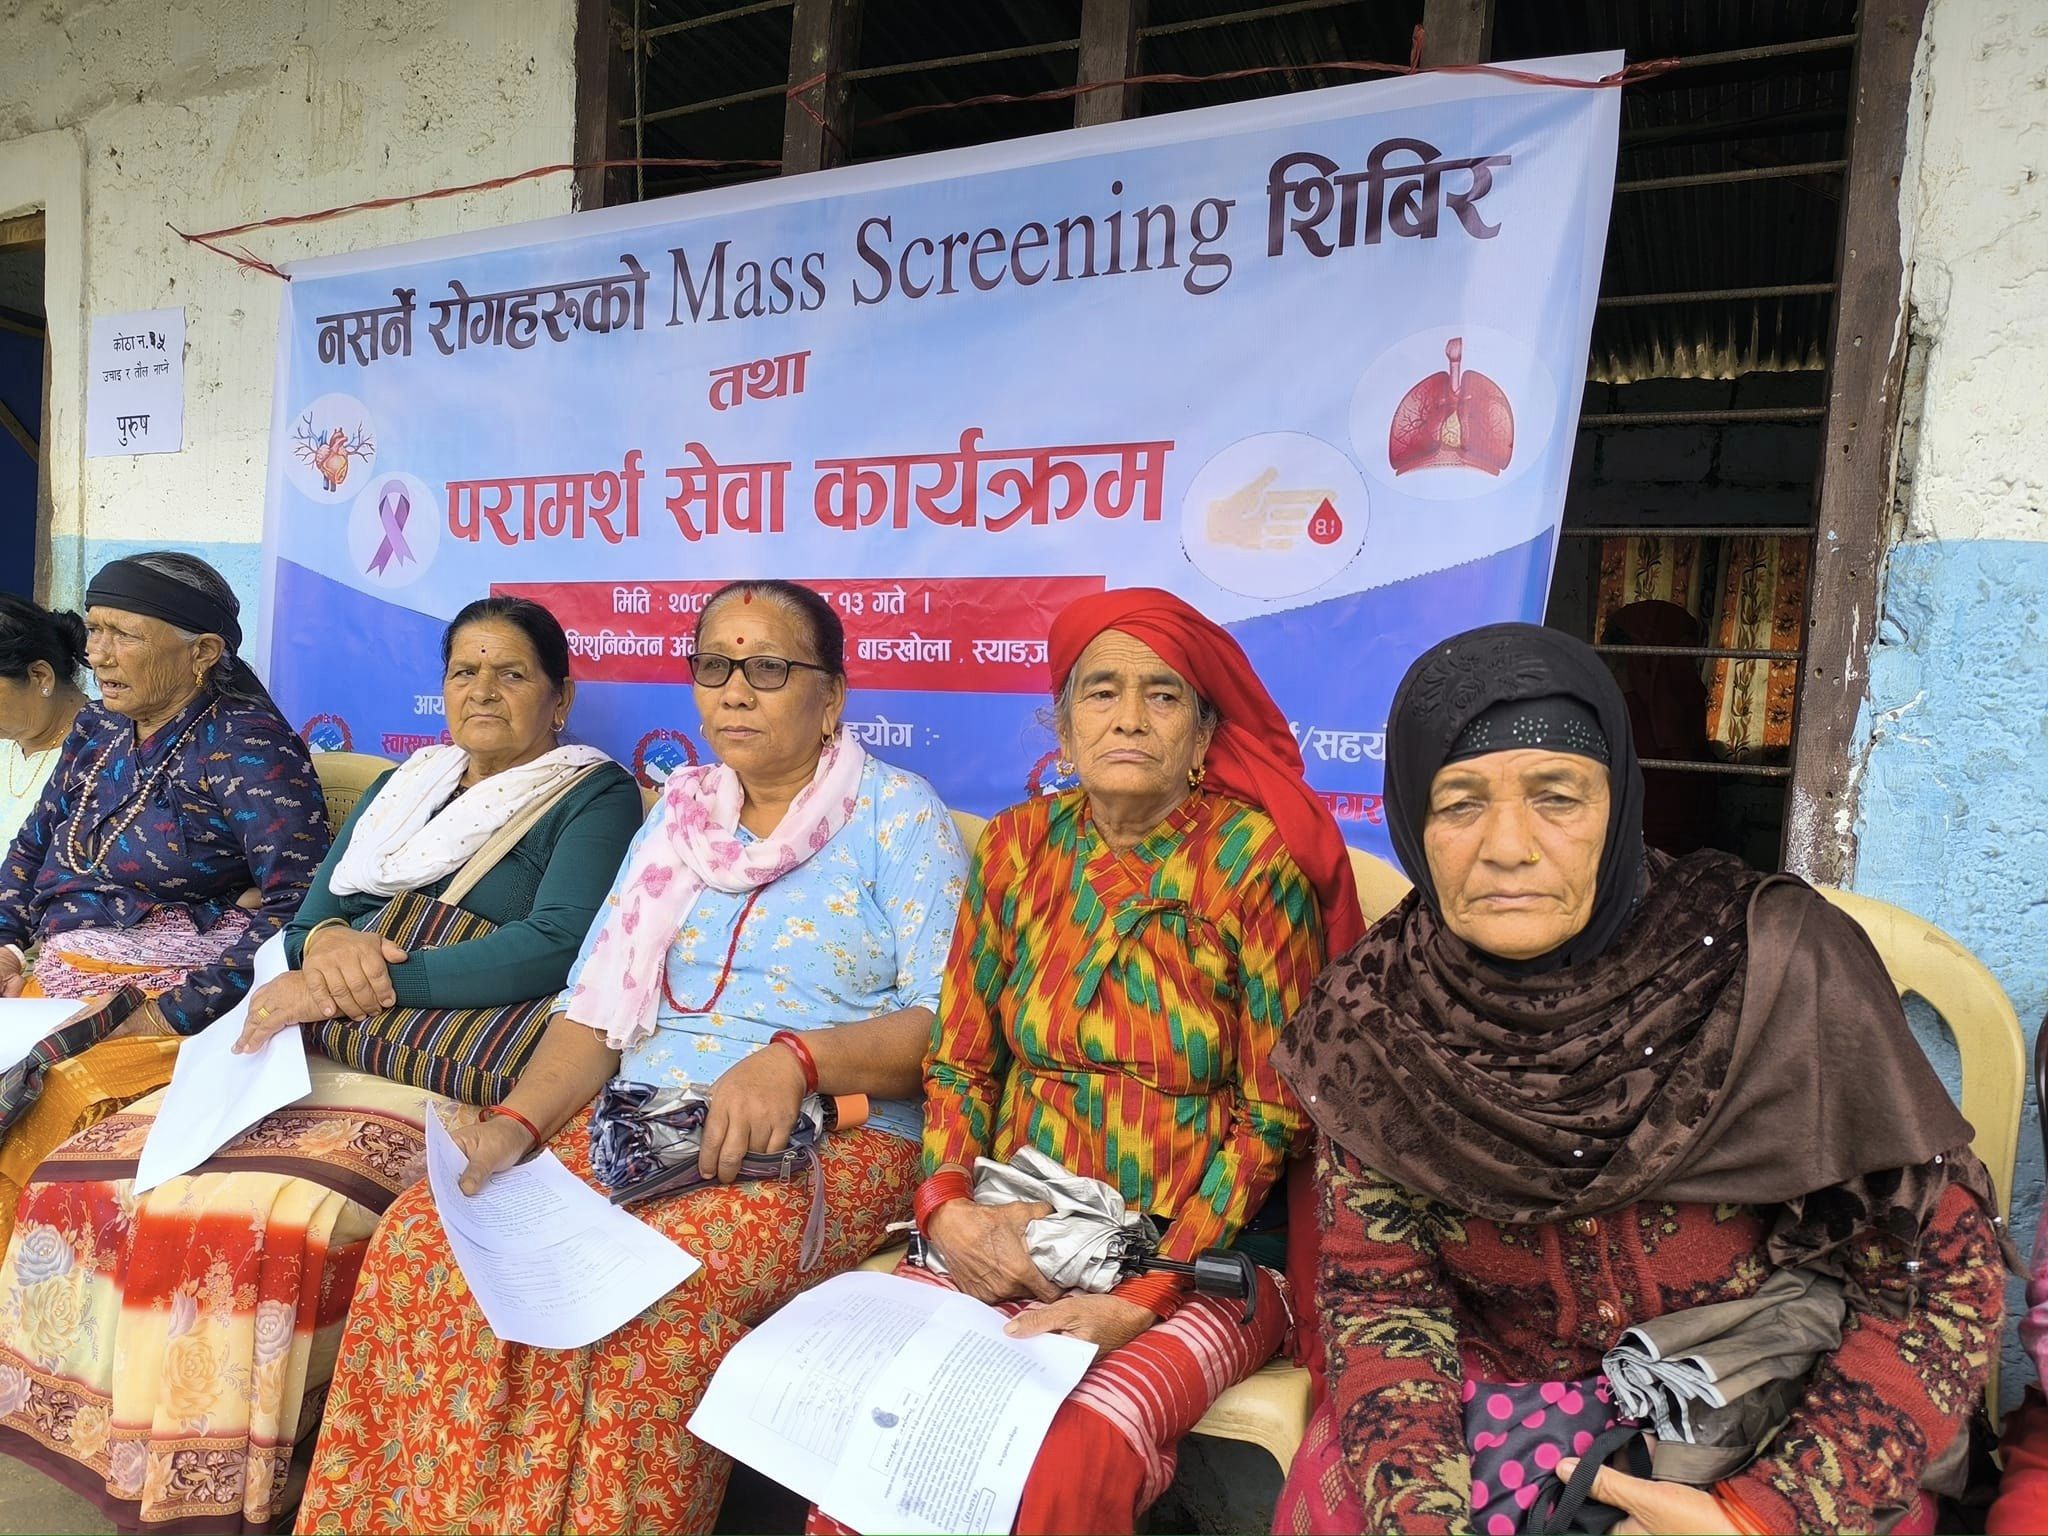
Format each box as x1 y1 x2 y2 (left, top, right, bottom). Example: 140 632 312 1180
174 52 1679 279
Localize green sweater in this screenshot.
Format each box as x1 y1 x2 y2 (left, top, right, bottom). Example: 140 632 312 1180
282 761 642 1009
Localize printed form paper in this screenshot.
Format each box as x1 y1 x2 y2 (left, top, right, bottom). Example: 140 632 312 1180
134 934 309 1194
688 1270 1094 1536
425 1112 700 1349
0 998 86 1073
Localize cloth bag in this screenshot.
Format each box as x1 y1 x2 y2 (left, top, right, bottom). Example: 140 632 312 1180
587 1077 856 1268
1604 1267 1847 1483
919 1146 1159 1294
1485 1268 1947 1533
309 763 602 1106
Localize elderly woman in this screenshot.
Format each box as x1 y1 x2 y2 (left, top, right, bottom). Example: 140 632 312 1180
294 579 967 1536
0 594 641 1532
0 553 328 1250
810 588 1362 1536
1273 623 2006 1536
0 595 91 844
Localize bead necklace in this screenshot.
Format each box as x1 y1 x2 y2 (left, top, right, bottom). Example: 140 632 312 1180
62 702 215 874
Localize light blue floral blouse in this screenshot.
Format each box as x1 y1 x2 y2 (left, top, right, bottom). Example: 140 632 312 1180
563 755 969 1141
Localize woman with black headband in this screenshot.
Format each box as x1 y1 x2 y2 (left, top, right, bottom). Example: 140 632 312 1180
1271 623 2005 1535
0 552 328 1251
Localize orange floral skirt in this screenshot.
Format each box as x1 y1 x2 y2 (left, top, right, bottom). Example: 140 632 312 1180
295 1114 919 1536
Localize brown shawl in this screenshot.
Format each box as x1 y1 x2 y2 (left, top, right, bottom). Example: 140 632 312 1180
1275 847 1996 1275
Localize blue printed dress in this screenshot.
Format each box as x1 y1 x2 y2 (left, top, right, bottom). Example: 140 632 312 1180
570 753 969 1140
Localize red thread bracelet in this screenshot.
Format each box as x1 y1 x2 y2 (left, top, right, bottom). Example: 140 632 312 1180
915 1169 974 1234
769 1029 820 1094
483 1103 542 1150
1112 1271 1186 1321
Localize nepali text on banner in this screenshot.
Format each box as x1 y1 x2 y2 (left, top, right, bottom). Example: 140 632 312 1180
260 54 1621 857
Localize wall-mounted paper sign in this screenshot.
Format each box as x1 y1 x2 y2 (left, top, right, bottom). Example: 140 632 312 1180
87 307 185 456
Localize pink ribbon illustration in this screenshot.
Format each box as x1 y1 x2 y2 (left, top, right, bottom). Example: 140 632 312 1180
369 481 414 575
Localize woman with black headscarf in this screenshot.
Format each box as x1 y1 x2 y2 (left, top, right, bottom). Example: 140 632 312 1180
0 552 329 1249
1272 623 2005 1535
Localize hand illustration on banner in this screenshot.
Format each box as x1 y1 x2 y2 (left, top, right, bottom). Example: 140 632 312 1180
1181 433 1368 602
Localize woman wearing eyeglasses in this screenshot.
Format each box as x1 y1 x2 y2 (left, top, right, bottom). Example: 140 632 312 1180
296 580 969 1536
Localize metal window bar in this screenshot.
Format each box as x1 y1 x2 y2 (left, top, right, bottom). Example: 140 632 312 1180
1136 0 1360 41
1595 643 1803 662
638 0 792 44
1597 283 1837 309
1577 407 1827 427
1639 759 1793 779
1563 525 1815 539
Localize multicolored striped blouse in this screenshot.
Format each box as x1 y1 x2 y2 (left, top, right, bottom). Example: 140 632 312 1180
925 789 1323 1263
0 692 330 1032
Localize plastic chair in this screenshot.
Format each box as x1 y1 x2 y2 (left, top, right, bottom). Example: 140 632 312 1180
952 810 986 851
1817 885 2027 1422
310 751 394 827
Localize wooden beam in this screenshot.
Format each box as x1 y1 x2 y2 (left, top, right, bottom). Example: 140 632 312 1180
0 212 43 252
1784 0 1930 884
783 0 863 175
1076 0 1145 129
1418 0 1493 67
572 0 630 210
0 397 33 464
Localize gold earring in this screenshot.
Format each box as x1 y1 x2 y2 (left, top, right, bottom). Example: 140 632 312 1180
1055 757 1075 776
1187 762 1208 789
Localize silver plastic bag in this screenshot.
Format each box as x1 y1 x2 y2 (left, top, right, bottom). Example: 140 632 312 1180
921 1146 1157 1294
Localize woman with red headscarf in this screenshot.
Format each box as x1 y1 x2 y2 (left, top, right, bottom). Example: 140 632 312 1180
809 588 1360 1536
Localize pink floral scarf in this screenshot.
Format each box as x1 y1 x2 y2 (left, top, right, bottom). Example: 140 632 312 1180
565 731 868 1050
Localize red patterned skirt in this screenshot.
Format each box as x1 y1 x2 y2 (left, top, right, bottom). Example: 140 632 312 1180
0 1056 433 1532
294 1116 920 1536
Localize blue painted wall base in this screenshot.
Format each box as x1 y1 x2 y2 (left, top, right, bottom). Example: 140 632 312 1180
1851 536 2048 1398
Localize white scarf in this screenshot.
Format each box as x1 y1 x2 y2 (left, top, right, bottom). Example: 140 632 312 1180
328 742 612 899
566 731 867 1050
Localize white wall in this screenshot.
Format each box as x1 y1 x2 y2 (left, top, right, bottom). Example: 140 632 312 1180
0 0 580 611
1894 0 2048 545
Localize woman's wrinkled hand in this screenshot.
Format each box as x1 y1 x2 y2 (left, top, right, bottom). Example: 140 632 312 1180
1004 1292 1155 1356
699 1042 809 1183
301 924 409 1019
234 972 330 1054
924 1198 1061 1305
448 1112 537 1196
1551 1459 1739 1535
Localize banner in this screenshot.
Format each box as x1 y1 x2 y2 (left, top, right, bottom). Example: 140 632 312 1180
261 55 1620 858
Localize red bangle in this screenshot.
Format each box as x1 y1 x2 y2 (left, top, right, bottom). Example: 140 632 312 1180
1111 1271 1185 1321
770 1030 820 1095
483 1103 542 1150
915 1169 974 1234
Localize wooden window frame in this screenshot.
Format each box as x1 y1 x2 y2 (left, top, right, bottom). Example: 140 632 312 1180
1783 0 1929 884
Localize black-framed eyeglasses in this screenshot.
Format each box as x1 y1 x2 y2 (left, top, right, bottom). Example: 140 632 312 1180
687 652 835 690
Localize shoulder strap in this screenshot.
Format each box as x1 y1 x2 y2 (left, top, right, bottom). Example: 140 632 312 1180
442 762 609 908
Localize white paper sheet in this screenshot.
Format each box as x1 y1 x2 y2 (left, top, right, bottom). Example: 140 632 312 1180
425 1112 700 1349
0 998 86 1074
689 1270 1094 1536
132 934 308 1195
86 308 185 456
